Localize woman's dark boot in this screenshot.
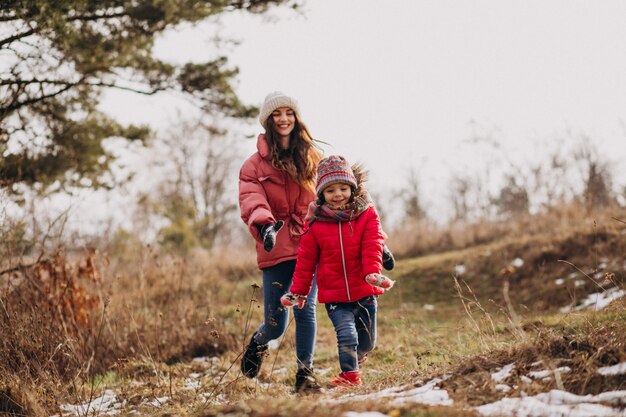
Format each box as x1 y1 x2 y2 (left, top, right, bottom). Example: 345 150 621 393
241 334 268 378
295 367 322 393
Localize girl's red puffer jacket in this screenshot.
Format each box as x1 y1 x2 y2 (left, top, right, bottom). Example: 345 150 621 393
238 134 317 269
290 206 385 303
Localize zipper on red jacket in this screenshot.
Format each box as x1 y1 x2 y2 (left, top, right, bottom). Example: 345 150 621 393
338 221 352 301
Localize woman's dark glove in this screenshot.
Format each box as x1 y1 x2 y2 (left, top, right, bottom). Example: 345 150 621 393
261 221 284 252
382 244 395 271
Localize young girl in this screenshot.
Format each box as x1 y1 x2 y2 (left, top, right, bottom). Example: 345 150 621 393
281 155 394 387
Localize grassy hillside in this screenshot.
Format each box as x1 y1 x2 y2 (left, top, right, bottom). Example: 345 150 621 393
1 218 625 416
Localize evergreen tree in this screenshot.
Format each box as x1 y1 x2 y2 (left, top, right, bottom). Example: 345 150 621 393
0 0 298 191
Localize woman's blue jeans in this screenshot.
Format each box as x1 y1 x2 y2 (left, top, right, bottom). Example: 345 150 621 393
325 296 377 373
253 260 318 369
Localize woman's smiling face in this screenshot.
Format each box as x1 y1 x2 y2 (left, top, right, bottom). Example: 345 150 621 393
271 107 296 140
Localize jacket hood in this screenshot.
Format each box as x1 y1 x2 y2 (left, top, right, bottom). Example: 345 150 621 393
257 134 270 159
351 162 368 197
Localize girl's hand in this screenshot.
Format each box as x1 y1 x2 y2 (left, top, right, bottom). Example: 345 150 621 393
365 273 395 289
280 292 307 308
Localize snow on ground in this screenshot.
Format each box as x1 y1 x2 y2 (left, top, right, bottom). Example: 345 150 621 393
598 362 626 376
528 366 571 381
145 396 169 407
328 378 453 407
51 390 123 416
491 363 515 382
476 389 626 417
344 412 390 417
560 287 626 313
511 258 524 268
496 384 512 392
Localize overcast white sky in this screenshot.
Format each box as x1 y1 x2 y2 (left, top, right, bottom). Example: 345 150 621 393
98 0 626 224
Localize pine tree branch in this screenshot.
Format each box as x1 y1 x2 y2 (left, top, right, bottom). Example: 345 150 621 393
1 83 74 113
1 78 165 114
66 11 129 23
0 27 36 47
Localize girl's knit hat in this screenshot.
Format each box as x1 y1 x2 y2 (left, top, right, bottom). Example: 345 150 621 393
316 155 358 196
259 91 301 129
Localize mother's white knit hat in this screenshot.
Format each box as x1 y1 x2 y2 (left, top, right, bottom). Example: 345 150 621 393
259 91 301 129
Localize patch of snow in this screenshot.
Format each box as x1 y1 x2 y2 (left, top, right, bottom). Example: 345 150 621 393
511 258 524 268
492 363 515 382
200 392 227 404
317 367 333 375
389 379 453 406
476 389 626 417
520 376 533 384
272 366 289 374
328 378 452 407
56 390 122 416
454 264 466 276
423 304 435 311
568 272 578 279
145 396 169 407
496 384 512 392
189 372 202 378
344 412 390 417
528 367 570 380
257 381 275 389
574 279 586 287
560 287 626 313
184 377 201 390
598 262 608 270
192 356 220 367
598 362 626 376
594 272 605 279
555 278 565 285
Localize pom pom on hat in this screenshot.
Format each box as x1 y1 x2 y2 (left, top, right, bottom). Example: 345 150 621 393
316 155 357 196
259 91 301 129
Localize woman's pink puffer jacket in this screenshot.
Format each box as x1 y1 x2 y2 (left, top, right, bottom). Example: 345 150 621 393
238 134 317 269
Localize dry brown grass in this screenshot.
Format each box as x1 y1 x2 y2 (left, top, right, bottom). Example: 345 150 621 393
0 244 261 415
389 202 626 259
440 304 626 407
1 204 625 416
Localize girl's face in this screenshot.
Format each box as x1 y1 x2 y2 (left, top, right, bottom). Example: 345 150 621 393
271 107 296 140
322 183 352 208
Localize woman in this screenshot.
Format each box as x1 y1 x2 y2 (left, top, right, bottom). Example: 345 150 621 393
238 91 322 393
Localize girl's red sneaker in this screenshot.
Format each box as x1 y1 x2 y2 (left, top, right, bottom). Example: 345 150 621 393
331 371 362 387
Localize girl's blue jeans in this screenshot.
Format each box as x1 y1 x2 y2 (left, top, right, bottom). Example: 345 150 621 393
253 260 318 369
325 296 377 373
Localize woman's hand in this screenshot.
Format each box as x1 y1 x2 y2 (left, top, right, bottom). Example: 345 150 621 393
261 221 284 252
280 292 307 308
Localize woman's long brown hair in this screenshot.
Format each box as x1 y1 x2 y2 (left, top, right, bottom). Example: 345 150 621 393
265 114 322 193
